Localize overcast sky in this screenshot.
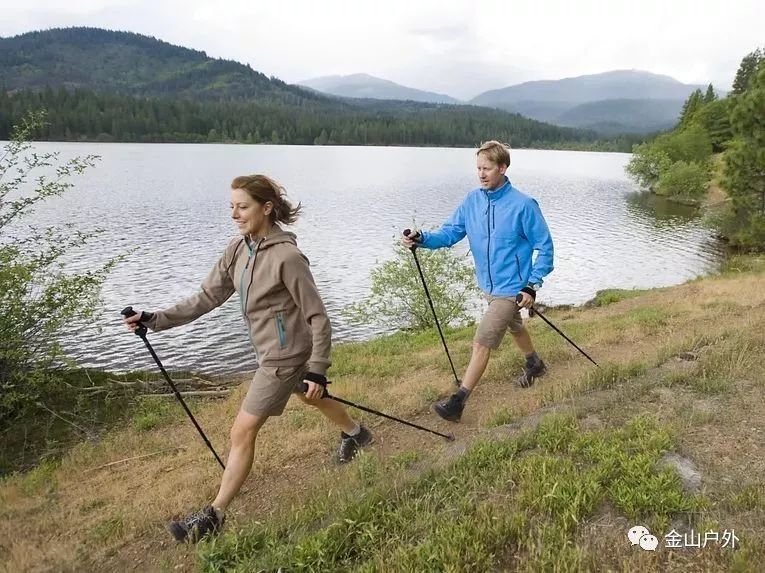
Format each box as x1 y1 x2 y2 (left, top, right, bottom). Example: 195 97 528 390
1 0 762 99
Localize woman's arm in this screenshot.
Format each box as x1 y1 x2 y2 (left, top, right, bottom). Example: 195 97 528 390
143 242 239 331
280 251 332 376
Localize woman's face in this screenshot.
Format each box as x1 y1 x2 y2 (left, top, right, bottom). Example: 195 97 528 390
476 154 507 190
230 187 273 237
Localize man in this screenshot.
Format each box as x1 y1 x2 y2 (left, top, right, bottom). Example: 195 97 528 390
403 140 554 422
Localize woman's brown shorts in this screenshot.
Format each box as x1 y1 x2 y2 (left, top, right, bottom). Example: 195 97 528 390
242 364 309 417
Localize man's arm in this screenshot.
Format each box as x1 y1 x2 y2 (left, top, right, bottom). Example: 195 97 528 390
420 201 467 249
522 199 554 286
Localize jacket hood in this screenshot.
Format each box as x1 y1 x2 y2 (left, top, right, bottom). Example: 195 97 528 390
244 229 297 251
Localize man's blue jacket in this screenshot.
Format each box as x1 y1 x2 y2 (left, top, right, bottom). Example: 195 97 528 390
420 177 554 297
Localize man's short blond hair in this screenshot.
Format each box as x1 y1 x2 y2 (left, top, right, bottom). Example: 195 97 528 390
477 140 511 167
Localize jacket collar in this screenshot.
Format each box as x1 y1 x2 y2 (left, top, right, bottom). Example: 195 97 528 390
243 226 297 253
482 176 512 201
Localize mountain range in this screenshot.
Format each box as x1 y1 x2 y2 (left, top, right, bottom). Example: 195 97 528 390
300 73 460 104
301 70 717 134
0 27 322 103
470 70 712 133
2 27 621 149
1 27 721 137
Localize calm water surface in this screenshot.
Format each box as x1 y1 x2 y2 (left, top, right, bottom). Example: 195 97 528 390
19 143 723 374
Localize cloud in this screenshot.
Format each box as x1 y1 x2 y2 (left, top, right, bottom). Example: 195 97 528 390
393 60 532 101
409 23 469 41
1 0 763 96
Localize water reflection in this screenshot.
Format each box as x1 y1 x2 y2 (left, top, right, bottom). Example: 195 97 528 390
625 190 701 227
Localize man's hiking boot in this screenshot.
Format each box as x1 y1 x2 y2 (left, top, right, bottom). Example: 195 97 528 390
167 505 223 543
516 359 547 388
336 425 373 463
432 393 465 422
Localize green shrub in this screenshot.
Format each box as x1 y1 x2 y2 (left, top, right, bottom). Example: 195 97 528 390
627 124 713 189
0 112 117 441
131 397 178 431
626 143 672 187
588 288 650 307
654 124 714 165
343 239 480 331
655 160 710 203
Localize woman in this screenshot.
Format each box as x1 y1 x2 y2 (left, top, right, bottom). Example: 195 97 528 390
124 174 372 543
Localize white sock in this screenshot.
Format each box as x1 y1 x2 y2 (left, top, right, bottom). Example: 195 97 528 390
347 423 361 436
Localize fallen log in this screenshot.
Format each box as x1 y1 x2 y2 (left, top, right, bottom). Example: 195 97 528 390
85 447 186 472
139 389 232 399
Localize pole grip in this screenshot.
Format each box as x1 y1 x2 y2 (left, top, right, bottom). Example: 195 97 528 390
403 228 421 251
121 306 147 337
295 380 328 398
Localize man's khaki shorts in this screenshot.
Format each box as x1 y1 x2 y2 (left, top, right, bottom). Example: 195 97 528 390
242 364 309 417
474 295 524 349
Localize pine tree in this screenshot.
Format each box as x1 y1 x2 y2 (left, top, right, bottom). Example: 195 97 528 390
314 129 329 145
732 48 763 95
678 89 704 128
704 84 716 103
723 64 765 249
696 99 732 153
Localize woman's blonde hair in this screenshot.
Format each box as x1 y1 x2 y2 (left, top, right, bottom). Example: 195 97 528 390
230 174 302 225
476 140 511 167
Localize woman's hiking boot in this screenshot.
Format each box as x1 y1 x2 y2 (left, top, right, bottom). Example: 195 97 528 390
432 393 465 422
167 505 224 543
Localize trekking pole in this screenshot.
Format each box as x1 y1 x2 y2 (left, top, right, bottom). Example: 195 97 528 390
297 382 455 441
121 307 226 470
402 229 461 388
515 295 600 368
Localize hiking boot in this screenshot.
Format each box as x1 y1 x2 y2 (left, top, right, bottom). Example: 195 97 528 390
336 425 374 464
432 393 465 422
167 505 223 543
516 359 547 388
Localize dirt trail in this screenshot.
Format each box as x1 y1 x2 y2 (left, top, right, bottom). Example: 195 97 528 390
2 270 764 572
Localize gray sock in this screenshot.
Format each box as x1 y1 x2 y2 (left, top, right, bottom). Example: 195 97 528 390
525 351 541 367
456 387 471 401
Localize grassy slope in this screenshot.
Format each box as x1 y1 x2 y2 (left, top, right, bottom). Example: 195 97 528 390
1 255 764 572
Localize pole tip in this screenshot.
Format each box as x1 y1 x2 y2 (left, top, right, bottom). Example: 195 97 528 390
445 432 456 442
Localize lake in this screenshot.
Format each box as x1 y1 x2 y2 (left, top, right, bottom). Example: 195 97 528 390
17 143 724 374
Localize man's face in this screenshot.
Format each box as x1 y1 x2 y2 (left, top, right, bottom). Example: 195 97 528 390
476 154 507 190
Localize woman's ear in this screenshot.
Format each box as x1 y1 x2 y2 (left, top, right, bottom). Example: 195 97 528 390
264 201 274 216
